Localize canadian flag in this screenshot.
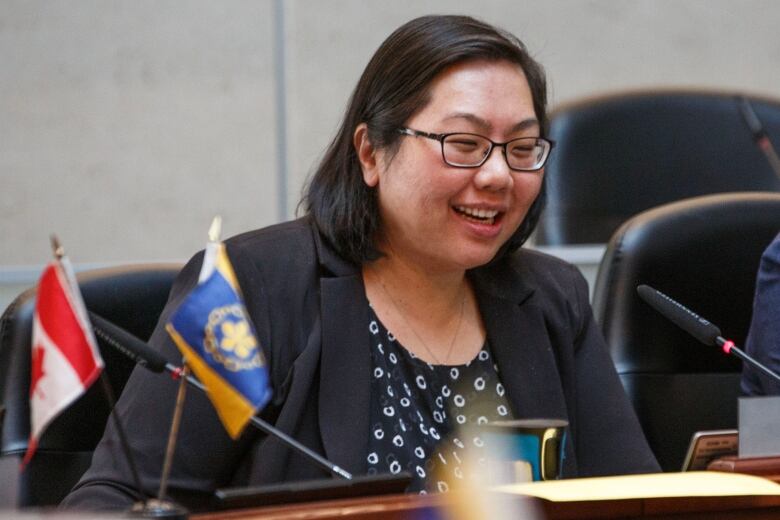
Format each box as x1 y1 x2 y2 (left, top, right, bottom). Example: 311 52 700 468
24 259 103 466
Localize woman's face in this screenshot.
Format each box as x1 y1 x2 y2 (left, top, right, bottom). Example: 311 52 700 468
358 59 544 273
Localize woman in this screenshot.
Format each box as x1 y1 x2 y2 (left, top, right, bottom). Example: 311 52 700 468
64 14 658 509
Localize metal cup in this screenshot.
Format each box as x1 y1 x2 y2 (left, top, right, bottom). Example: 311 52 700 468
482 418 568 483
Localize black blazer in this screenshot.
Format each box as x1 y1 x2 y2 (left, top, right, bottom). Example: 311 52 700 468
63 218 659 510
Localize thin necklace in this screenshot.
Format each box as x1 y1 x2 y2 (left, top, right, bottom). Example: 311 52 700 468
374 271 467 365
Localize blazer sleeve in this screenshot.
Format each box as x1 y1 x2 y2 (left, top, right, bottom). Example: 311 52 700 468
61 252 261 511
569 266 661 476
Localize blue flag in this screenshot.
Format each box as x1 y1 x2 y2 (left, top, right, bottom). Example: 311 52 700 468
166 242 271 438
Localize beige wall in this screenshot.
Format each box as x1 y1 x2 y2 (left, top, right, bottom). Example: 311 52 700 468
2 1 779 291
1 1 278 266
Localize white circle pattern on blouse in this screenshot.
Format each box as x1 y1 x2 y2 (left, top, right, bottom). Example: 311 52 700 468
365 307 512 493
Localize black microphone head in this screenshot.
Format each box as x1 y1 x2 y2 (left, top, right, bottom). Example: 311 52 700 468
636 285 722 346
88 311 168 373
735 95 766 139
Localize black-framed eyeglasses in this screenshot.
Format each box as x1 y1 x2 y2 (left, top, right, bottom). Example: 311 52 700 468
397 127 554 172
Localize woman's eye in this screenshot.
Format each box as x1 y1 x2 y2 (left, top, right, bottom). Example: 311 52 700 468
447 139 480 151
509 145 535 157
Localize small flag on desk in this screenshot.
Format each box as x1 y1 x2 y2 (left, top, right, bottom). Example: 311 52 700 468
166 217 272 439
25 241 103 466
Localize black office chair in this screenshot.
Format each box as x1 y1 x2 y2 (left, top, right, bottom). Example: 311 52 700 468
591 192 780 471
535 89 780 245
0 263 181 507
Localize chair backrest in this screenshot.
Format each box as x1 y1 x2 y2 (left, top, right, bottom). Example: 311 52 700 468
0 263 180 507
535 89 780 245
591 192 780 471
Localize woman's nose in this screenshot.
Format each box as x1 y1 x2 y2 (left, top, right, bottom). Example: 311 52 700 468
473 146 513 191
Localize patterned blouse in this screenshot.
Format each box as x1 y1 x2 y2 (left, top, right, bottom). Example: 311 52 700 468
365 305 513 492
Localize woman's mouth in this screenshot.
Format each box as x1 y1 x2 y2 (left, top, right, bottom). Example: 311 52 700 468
453 205 501 225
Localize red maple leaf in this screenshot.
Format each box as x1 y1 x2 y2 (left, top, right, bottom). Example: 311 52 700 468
30 344 46 398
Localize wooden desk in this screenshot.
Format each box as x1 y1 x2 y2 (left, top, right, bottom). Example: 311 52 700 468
709 456 780 483
195 490 780 520
195 493 444 520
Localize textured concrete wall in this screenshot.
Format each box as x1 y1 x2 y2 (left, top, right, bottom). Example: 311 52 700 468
2 0 779 272
1 1 277 265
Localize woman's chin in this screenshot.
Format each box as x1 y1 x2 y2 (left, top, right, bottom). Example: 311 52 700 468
450 245 505 271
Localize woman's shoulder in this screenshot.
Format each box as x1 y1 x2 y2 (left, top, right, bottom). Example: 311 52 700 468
475 247 590 310
502 247 585 290
510 247 580 272
226 216 316 254
225 216 357 279
213 217 323 294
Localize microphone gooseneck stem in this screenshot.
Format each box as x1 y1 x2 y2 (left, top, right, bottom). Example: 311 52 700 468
736 95 780 180
716 337 780 384
164 363 353 480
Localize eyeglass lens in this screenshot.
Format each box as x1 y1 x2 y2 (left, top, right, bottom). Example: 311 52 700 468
442 134 548 170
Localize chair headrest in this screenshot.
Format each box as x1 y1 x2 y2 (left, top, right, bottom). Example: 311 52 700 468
592 192 780 374
536 90 780 245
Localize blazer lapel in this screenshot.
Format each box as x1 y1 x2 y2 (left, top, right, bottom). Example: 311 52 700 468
472 266 569 421
311 222 568 473
318 274 371 475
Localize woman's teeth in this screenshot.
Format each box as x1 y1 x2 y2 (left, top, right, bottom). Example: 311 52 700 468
454 206 499 224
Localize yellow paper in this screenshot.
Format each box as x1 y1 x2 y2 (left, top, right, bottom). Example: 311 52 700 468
498 472 780 502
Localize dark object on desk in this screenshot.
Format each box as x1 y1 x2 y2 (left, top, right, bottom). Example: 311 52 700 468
0 263 180 507
592 191 780 471
213 472 412 510
535 89 780 245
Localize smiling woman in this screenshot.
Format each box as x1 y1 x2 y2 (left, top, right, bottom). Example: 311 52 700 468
357 59 544 275
62 15 659 510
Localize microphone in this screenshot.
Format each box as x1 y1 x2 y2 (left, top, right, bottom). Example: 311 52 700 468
87 313 353 480
635 285 721 346
737 96 769 143
636 284 780 384
735 95 780 179
89 311 168 373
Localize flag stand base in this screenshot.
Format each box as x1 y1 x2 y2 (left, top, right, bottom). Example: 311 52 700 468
130 498 189 519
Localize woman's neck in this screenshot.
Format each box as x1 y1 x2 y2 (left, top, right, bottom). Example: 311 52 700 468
367 254 466 316
362 251 484 365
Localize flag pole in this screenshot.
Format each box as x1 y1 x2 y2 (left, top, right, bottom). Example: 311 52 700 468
132 217 223 519
157 365 190 501
50 236 147 504
131 360 189 519
50 235 64 260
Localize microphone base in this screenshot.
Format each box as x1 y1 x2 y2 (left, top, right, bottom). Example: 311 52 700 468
130 498 189 519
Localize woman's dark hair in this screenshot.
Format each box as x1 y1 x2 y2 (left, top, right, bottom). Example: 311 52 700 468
302 15 548 265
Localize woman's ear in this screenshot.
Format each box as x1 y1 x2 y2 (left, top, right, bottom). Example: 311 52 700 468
354 123 380 187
